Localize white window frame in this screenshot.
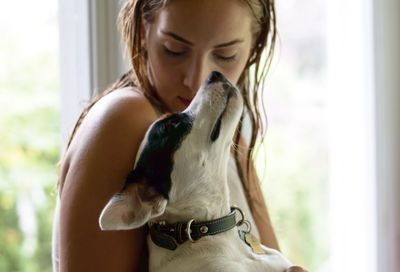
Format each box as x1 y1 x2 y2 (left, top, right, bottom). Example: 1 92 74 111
373 0 400 270
326 0 377 270
58 0 128 150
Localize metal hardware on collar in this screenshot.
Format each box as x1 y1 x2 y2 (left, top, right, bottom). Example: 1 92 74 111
186 219 195 242
200 225 209 234
231 206 251 233
231 205 245 226
150 220 165 226
242 219 252 233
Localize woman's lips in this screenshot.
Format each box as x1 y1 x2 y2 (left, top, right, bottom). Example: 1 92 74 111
178 97 192 107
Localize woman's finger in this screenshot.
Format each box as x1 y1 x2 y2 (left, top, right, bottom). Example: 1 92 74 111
286 266 306 272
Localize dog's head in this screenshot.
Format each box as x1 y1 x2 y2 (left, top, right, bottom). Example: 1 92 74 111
99 71 243 230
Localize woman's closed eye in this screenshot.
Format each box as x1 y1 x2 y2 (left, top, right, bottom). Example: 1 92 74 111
214 53 237 62
163 46 186 56
162 43 239 63
213 48 239 63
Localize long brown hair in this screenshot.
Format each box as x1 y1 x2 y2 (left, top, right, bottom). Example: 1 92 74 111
59 0 276 193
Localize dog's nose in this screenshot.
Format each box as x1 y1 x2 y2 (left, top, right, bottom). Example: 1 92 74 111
207 71 225 84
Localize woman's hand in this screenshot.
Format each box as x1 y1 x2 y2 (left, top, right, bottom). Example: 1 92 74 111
286 266 308 272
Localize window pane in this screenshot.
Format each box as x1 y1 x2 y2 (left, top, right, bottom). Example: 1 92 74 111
0 1 59 271
256 0 329 271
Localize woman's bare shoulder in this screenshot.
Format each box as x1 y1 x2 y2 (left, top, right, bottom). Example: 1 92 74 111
89 86 157 126
58 87 155 271
67 87 157 157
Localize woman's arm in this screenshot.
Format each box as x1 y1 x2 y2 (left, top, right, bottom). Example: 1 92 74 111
59 89 157 272
247 156 280 250
236 139 309 271
237 136 280 250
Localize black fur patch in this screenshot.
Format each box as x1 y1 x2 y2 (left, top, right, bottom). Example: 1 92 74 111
210 117 221 142
123 113 193 199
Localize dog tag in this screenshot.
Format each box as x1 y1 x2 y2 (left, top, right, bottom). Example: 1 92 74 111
244 233 266 254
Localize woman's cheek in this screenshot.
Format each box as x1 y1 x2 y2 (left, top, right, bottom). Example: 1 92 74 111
154 51 182 79
217 65 242 85
215 56 247 84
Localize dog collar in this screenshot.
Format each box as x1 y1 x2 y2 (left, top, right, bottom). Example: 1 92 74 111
149 206 246 250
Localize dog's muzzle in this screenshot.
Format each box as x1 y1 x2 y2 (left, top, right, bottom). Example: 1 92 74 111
207 72 238 142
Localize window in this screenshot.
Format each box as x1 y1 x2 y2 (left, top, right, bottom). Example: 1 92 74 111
257 0 329 270
260 0 400 271
0 1 59 271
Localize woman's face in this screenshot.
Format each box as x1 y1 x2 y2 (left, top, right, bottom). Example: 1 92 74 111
144 0 254 112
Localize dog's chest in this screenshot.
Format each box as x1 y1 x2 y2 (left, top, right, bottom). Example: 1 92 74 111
148 233 291 272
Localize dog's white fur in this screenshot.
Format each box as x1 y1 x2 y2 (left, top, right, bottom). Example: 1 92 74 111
99 76 291 272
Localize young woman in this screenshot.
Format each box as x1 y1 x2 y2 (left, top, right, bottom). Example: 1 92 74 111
53 0 306 271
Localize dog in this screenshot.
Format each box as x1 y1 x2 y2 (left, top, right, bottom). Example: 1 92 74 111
99 71 292 272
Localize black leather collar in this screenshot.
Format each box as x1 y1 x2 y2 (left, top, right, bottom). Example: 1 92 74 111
149 207 241 250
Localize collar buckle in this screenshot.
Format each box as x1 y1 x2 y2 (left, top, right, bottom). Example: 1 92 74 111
186 218 196 243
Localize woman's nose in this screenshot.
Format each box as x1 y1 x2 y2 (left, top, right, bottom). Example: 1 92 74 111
183 57 212 93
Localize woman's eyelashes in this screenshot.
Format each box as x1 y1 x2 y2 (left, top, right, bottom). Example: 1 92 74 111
163 45 237 63
163 45 187 56
213 48 238 62
214 54 237 62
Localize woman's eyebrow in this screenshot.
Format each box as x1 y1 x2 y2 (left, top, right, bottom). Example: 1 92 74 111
160 30 244 48
214 39 244 48
161 30 193 45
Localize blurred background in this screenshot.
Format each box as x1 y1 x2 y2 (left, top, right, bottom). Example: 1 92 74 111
0 1 59 271
0 0 398 271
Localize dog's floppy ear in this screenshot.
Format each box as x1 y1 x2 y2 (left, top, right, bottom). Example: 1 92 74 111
99 177 167 231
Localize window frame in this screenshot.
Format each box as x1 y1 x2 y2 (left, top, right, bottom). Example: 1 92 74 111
373 0 400 270
58 0 128 149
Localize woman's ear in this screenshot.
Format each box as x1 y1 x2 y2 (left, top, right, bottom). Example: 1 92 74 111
99 180 167 231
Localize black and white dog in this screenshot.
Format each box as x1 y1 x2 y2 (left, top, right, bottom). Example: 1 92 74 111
99 71 291 272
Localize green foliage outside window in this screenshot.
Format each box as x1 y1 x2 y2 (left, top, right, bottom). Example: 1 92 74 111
0 2 59 271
